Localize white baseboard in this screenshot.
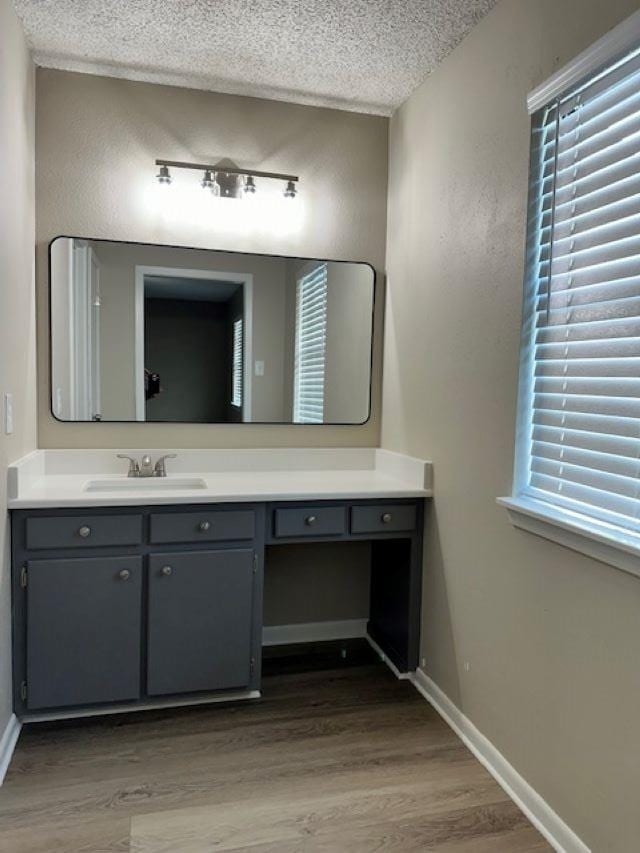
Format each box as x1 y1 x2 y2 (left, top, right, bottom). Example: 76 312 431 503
262 619 368 646
0 714 21 786
411 669 590 853
365 634 412 680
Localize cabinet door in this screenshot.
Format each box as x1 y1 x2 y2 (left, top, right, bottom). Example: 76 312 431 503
26 556 142 710
147 549 254 696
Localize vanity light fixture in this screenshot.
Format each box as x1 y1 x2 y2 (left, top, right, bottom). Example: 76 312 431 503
154 159 299 199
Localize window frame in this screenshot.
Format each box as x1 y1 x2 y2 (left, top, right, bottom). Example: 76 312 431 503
502 11 640 577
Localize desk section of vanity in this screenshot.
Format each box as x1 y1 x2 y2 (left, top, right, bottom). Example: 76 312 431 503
8 449 431 721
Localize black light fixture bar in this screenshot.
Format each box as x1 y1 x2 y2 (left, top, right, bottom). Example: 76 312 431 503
155 159 299 183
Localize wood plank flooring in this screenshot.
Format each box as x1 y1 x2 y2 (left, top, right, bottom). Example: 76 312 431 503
0 662 550 852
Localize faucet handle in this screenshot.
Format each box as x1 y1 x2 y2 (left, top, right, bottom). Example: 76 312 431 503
117 454 140 478
154 453 177 478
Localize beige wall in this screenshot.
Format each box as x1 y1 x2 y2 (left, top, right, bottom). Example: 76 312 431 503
247 256 288 423
324 262 373 424
91 241 138 420
36 69 387 448
264 543 370 626
0 0 36 733
382 1 640 849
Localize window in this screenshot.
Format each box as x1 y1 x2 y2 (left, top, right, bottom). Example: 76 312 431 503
293 263 328 424
508 29 640 562
231 317 243 408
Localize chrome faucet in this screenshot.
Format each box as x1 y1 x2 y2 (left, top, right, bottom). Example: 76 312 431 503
117 453 177 478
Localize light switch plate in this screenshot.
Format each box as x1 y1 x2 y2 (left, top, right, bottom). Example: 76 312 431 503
255 360 265 377
3 392 14 435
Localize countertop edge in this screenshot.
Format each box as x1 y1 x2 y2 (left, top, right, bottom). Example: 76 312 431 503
9 487 432 510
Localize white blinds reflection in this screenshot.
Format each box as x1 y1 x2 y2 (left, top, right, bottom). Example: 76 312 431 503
231 318 243 409
293 264 327 424
525 49 640 529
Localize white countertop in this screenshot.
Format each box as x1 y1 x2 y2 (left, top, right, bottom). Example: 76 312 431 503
9 470 428 508
8 448 433 509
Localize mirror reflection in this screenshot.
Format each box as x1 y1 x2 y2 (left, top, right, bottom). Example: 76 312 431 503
50 238 374 424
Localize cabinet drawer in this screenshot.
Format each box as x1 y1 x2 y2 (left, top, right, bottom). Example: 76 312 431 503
273 506 346 538
350 505 417 535
149 510 256 544
25 514 142 550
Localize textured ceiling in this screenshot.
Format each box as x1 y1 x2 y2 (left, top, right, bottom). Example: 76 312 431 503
13 0 497 115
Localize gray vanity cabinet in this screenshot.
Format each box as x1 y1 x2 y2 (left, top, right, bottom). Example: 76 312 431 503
11 504 264 718
11 498 423 719
147 549 255 696
25 555 142 710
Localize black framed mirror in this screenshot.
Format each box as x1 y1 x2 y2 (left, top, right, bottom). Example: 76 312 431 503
49 237 375 425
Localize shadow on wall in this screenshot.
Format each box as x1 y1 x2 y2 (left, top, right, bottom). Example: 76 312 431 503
421 501 462 707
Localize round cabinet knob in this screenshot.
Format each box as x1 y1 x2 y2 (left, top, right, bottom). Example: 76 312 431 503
305 515 317 526
199 521 211 532
161 565 173 577
381 513 393 524
118 569 130 581
78 525 91 538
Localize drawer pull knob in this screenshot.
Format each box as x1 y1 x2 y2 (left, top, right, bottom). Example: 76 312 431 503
305 515 317 526
78 525 91 538
118 569 130 581
381 513 392 524
199 521 211 532
161 565 173 576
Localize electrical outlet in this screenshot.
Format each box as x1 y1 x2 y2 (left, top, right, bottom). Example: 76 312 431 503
3 393 13 435
421 657 427 669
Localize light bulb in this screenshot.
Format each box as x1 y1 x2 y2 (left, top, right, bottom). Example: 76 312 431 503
201 169 215 189
243 175 257 194
156 164 172 185
284 179 297 199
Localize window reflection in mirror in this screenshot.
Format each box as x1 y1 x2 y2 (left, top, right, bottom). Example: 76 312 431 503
49 238 374 425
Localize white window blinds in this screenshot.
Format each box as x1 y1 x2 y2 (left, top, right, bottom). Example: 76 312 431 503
518 47 640 532
231 317 243 408
293 263 327 424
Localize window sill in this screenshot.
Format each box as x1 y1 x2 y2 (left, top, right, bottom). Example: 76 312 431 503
497 496 640 579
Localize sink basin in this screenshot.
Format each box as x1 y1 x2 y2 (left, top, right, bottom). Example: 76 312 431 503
84 477 208 492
